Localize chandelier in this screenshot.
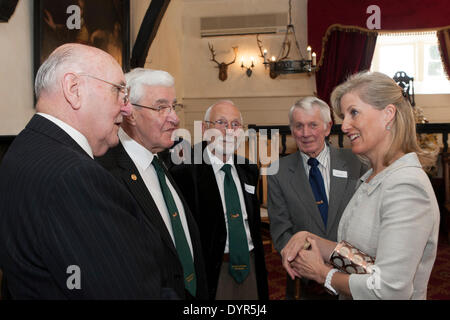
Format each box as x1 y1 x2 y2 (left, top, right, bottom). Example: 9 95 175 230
257 0 316 78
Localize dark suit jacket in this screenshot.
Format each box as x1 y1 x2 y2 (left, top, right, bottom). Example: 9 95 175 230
170 144 269 300
96 142 208 300
0 114 175 299
268 145 368 249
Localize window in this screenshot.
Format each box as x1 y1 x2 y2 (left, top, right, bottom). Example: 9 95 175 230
371 31 450 94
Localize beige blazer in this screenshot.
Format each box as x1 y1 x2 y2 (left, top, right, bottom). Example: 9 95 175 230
338 153 440 300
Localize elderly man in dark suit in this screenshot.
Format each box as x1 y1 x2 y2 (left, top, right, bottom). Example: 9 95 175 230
170 100 268 300
268 96 367 300
96 68 208 300
0 44 174 299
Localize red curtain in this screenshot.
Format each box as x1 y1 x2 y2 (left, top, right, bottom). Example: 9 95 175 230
438 28 450 80
315 26 377 119
308 0 450 64
308 0 450 114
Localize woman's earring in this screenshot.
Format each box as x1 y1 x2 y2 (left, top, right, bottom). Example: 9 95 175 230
386 124 391 131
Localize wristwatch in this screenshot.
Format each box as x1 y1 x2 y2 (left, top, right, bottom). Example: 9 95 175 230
324 268 339 295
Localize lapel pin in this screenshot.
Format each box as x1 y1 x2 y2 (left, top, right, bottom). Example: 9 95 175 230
131 174 138 181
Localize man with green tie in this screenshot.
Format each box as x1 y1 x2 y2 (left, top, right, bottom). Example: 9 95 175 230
96 68 207 299
170 100 269 300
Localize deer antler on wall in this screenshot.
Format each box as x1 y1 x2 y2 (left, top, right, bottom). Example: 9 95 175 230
208 43 238 81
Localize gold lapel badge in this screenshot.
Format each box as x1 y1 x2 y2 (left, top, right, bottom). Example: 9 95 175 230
131 174 138 181
316 200 323 205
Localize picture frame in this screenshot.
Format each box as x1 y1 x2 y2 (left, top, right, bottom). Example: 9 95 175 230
0 0 19 22
33 0 130 80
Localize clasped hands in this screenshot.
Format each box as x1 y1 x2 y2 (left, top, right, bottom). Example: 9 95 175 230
280 231 331 285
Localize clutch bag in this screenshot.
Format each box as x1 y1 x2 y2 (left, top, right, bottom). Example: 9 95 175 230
329 240 375 274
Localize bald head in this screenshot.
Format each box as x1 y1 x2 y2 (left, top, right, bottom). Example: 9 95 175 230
35 43 118 100
203 100 245 162
34 43 131 156
204 100 243 124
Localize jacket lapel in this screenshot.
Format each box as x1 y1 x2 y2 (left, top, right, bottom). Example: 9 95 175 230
114 144 177 256
29 114 92 159
234 162 256 229
160 158 202 251
289 151 326 234
198 151 227 232
327 146 349 232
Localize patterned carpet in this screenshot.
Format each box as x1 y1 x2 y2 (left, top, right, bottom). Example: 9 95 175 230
263 233 450 300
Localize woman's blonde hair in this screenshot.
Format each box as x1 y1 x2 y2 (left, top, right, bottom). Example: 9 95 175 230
330 71 431 167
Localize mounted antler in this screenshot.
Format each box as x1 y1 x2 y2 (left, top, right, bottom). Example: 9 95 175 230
256 34 265 59
208 43 238 81
257 34 290 62
257 34 278 79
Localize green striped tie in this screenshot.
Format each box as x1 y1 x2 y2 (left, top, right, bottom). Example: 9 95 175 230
221 164 250 283
152 157 196 296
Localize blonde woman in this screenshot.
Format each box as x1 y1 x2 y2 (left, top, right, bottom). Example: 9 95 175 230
282 71 440 300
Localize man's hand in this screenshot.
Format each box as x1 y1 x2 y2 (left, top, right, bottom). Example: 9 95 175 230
291 237 330 284
281 231 310 280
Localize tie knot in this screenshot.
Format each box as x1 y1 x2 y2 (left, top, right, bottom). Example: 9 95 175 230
221 164 232 175
152 156 164 172
307 157 319 167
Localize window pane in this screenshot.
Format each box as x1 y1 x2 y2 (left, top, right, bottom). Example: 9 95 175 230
427 61 443 77
378 44 415 78
371 32 450 94
429 45 440 60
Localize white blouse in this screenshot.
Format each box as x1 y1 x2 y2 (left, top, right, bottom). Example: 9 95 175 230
337 153 440 299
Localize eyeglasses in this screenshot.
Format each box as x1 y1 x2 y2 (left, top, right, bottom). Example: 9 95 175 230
205 119 243 130
131 102 183 115
78 73 130 105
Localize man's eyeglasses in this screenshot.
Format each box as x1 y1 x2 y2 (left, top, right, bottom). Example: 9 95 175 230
131 102 183 115
78 73 130 105
205 119 243 130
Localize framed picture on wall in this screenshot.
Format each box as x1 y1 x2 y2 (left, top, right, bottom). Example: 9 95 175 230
33 0 130 80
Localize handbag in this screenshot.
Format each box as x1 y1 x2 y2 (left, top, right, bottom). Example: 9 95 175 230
329 241 376 274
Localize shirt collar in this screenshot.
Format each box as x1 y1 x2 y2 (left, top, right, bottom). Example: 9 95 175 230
119 128 155 170
206 145 234 175
301 143 329 168
37 112 94 159
360 152 421 194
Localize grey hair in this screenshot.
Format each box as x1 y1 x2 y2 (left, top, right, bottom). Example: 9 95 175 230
125 68 175 104
289 96 332 127
35 45 75 99
204 100 243 123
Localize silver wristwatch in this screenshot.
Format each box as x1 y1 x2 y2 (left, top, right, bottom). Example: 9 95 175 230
324 268 339 295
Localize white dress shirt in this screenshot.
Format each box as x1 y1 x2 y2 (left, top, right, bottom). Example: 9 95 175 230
206 146 254 253
119 128 194 257
300 144 330 200
37 113 93 159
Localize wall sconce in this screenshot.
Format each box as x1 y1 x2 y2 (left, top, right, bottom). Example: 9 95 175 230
241 56 255 77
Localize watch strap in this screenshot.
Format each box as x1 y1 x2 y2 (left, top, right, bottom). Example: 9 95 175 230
324 268 339 295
